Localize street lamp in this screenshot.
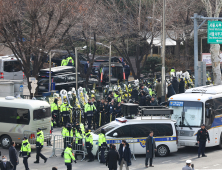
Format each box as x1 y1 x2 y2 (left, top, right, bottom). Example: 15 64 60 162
75 46 87 90
96 42 112 85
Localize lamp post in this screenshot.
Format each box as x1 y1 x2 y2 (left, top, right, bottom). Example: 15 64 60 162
96 42 112 85
75 46 87 90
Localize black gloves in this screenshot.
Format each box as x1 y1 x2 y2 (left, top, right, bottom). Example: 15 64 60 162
74 160 77 163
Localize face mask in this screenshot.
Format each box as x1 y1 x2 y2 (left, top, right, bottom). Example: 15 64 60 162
2 159 7 162
88 102 91 105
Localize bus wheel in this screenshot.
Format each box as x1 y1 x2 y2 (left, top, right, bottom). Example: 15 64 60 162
218 135 222 149
157 145 169 157
1 135 12 149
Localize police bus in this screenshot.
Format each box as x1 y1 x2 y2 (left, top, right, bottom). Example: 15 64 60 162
169 85 222 148
92 104 178 157
0 96 51 149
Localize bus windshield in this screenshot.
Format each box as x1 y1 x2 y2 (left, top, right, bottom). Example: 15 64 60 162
169 101 203 127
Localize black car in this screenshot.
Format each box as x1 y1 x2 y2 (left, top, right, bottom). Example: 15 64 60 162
38 66 84 94
91 56 122 77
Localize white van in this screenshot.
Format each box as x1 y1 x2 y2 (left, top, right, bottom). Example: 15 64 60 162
0 55 23 80
91 116 178 157
0 96 51 149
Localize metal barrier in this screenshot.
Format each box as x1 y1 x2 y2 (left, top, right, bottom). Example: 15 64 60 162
24 131 136 162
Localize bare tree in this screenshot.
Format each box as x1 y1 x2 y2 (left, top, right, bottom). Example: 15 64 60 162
0 0 81 94
201 0 222 85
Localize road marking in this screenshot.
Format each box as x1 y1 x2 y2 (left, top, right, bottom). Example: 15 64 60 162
213 164 220 166
202 167 208 169
162 160 171 163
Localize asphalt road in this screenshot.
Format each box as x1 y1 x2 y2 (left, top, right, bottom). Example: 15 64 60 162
0 128 222 170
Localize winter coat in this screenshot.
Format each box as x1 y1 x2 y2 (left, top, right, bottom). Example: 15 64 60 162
9 146 19 166
146 136 156 158
150 100 158 106
139 95 147 106
67 62 73 66
124 65 130 76
155 82 162 98
118 143 131 166
172 78 179 94
167 84 176 98
0 161 14 170
131 89 138 101
106 148 119 169
84 63 88 74
179 80 185 93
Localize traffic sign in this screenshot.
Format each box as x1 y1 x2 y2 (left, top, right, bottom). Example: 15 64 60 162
208 21 222 44
19 85 24 92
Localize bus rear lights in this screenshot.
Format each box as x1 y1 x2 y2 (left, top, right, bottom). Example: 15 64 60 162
0 72 4 79
30 134 35 139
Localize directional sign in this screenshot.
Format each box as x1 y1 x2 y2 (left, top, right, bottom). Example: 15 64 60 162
208 21 222 44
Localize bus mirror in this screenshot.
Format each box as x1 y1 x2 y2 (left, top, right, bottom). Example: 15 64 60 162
206 108 211 118
113 132 118 137
205 103 211 108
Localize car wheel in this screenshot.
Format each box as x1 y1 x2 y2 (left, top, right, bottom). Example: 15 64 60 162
157 145 169 157
1 135 12 149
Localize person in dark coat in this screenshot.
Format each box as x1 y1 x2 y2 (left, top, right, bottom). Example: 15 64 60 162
179 78 185 93
131 87 138 101
167 83 176 98
118 140 131 170
9 142 18 170
150 97 158 106
66 59 73 66
139 91 147 106
124 63 130 81
84 60 89 74
0 156 14 170
172 77 179 94
106 144 119 170
145 131 156 168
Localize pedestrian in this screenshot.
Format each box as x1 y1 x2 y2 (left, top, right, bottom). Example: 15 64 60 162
52 167 58 170
0 156 14 170
84 60 89 74
118 140 131 170
145 131 156 168
61 124 74 157
47 118 54 146
179 78 185 93
51 98 60 127
61 56 68 66
139 91 146 106
20 137 31 170
149 97 158 106
74 125 83 159
84 99 96 129
99 129 107 163
106 144 119 170
67 59 73 66
9 141 18 170
30 59 33 76
64 144 76 170
172 77 179 94
167 83 176 98
124 63 130 81
182 160 194 170
155 79 162 104
60 98 72 126
34 128 47 163
197 124 210 158
85 128 94 162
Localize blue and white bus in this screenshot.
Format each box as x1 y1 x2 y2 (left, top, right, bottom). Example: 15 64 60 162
169 85 222 148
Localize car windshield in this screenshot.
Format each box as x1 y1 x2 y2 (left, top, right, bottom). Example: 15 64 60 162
169 101 203 127
93 121 120 135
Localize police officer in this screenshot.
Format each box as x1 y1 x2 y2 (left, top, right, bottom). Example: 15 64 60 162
114 91 121 103
61 56 68 66
64 144 76 170
84 99 96 130
34 128 47 163
98 129 107 163
66 56 74 66
20 137 31 170
197 124 210 158
61 124 74 157
99 99 105 126
47 118 54 146
60 99 72 126
51 98 60 127
85 128 94 162
74 125 83 160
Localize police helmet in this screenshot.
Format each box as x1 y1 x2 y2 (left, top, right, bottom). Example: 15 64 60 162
23 136 28 140
101 129 105 134
68 144 72 148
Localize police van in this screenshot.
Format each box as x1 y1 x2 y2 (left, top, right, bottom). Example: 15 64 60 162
92 104 178 157
0 96 51 149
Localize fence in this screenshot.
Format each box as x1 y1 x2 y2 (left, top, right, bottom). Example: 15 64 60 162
23 131 136 162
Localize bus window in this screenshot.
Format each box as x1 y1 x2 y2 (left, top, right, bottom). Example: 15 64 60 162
205 100 214 129
0 107 30 125
33 108 51 120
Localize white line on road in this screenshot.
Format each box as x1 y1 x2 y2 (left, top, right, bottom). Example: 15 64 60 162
202 167 208 169
162 160 171 163
213 164 220 166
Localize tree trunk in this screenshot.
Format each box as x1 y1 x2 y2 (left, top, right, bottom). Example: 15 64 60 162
210 44 221 85
175 40 180 60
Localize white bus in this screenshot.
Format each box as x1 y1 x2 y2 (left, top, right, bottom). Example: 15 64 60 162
0 96 51 149
169 85 222 148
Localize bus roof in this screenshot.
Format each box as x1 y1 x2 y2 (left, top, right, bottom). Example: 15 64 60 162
168 93 217 102
185 85 222 94
0 97 50 110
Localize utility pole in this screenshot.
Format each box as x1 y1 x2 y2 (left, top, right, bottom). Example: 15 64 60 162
75 47 78 90
151 0 155 57
161 0 166 102
49 51 52 92
139 0 141 31
109 42 112 85
193 13 199 87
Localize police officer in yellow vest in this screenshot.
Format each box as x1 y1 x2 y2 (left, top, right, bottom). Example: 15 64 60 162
74 125 83 160
98 129 107 163
51 98 60 127
60 99 72 126
170 67 175 77
114 91 121 103
84 99 96 130
34 128 47 164
64 144 76 170
47 118 54 146
61 56 68 66
61 124 74 157
66 56 74 66
85 128 94 162
20 136 31 170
